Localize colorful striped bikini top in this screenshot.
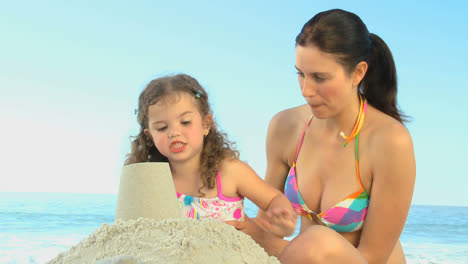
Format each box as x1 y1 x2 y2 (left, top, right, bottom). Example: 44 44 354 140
177 171 245 221
284 117 369 233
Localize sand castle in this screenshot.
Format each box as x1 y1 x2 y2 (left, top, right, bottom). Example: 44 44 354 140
47 162 280 264
114 162 181 221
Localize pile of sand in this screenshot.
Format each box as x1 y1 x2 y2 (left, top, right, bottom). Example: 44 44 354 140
47 217 280 264
47 163 279 263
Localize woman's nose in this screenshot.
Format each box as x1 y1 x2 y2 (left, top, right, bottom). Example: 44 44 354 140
301 77 317 97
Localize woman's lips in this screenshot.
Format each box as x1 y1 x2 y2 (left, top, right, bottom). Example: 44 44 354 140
309 103 322 109
305 99 322 109
170 141 186 153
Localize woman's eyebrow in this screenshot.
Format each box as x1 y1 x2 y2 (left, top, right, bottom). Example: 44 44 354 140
295 65 330 75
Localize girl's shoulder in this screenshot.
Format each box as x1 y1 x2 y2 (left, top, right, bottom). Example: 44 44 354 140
218 158 258 196
219 158 255 177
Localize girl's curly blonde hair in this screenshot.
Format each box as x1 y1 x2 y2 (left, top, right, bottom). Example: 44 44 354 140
125 73 239 195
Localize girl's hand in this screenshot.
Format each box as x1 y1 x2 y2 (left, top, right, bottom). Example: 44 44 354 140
258 207 297 238
224 215 266 244
225 215 290 257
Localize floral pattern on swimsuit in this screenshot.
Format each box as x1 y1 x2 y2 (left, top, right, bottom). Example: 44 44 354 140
177 171 245 221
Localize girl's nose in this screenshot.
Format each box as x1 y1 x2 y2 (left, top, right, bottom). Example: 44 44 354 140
168 126 181 138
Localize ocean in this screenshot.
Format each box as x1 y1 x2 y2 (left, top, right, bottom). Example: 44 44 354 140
1 192 467 264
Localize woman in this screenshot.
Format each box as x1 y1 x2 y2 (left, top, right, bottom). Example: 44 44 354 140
229 9 416 264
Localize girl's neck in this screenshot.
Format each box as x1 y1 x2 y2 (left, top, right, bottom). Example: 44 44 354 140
169 158 201 181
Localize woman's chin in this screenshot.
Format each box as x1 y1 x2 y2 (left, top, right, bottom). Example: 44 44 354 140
309 107 329 119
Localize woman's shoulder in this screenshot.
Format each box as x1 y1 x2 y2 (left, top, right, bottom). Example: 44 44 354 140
266 104 311 166
268 104 311 138
366 107 413 156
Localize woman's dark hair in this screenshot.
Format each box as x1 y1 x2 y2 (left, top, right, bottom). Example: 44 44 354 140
296 9 407 123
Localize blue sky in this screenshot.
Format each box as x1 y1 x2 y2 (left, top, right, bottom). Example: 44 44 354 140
1 1 467 206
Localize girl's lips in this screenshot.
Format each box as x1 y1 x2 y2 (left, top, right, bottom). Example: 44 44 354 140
170 141 186 153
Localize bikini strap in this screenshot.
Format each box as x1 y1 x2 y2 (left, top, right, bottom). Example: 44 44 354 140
216 171 223 196
354 100 368 191
355 133 365 190
293 116 314 165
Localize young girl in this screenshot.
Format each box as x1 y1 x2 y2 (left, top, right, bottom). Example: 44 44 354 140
125 73 296 238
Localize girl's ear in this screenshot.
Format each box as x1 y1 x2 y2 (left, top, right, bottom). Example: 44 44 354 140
352 61 368 87
144 128 151 138
203 114 213 136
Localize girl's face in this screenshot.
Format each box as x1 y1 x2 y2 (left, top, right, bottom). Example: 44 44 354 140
145 92 211 165
295 45 364 119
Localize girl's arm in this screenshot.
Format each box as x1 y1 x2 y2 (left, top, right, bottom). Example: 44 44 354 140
226 107 306 256
224 158 296 237
226 215 290 257
357 123 416 264
232 109 304 237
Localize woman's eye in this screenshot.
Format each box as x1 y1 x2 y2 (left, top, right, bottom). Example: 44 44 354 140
296 71 305 78
314 75 327 82
181 121 191 126
156 127 167 132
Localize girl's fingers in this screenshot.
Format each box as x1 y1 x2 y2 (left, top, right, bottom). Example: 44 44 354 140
224 220 246 230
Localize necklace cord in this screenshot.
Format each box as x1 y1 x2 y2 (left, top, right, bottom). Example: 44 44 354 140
340 95 368 147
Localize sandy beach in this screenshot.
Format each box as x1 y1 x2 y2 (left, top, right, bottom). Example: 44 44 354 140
46 217 280 264
45 163 281 263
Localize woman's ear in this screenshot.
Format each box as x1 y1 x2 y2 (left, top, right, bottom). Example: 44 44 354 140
203 114 213 136
352 61 368 87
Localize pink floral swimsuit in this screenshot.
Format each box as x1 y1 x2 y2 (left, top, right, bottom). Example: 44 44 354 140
176 171 245 221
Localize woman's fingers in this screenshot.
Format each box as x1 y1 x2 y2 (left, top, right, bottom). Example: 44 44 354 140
257 217 272 230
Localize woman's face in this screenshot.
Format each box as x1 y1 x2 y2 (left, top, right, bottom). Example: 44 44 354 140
295 45 357 119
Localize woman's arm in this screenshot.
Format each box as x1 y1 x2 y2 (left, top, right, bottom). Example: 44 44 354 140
357 123 416 264
226 107 308 256
257 109 303 220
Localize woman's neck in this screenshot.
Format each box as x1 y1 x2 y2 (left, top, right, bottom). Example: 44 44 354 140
323 95 362 139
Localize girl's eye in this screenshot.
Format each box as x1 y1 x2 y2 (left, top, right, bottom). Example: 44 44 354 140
156 127 167 132
181 121 191 126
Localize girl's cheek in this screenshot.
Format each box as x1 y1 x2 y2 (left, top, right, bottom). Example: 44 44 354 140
154 137 166 149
